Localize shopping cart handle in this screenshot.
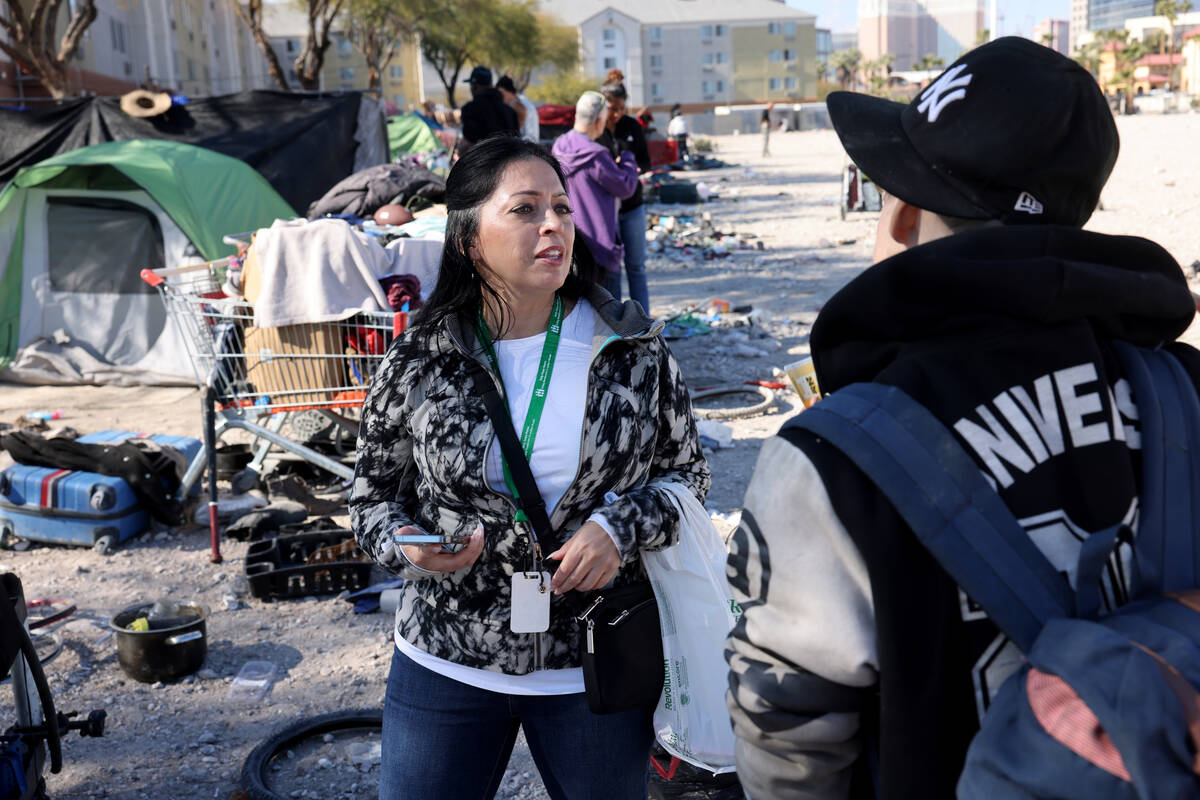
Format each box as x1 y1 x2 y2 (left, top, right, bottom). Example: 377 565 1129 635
141 268 165 287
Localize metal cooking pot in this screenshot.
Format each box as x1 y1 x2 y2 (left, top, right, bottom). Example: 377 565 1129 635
110 600 209 683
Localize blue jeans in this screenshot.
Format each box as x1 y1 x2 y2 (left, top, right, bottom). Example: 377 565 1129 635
379 648 654 800
618 204 650 313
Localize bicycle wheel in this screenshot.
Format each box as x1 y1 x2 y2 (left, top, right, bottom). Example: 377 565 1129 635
240 709 383 800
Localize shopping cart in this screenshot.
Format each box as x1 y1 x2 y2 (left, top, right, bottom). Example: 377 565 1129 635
141 258 403 563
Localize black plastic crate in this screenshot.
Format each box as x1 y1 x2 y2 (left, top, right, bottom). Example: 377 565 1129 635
244 530 373 600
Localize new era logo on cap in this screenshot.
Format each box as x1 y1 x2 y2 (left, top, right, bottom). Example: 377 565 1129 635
825 37 1119 228
1014 192 1044 215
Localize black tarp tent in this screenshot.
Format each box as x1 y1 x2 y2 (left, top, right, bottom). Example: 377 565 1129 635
0 91 388 213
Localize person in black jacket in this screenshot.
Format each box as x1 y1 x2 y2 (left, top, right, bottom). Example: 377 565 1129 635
597 69 652 311
458 66 519 155
724 37 1200 799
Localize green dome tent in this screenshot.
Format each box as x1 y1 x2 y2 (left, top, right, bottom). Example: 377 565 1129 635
0 139 295 382
387 113 444 157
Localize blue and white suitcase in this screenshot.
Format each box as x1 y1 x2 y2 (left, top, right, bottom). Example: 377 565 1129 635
0 430 202 552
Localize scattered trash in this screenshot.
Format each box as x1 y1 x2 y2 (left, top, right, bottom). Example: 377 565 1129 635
226 659 276 703
26 410 63 422
192 491 268 526
663 312 712 340
695 419 734 449
691 384 775 420
347 740 382 767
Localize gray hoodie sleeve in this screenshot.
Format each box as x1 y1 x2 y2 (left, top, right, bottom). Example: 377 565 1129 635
725 436 879 799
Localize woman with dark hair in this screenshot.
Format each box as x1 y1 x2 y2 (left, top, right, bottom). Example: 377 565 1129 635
598 69 653 312
350 136 709 800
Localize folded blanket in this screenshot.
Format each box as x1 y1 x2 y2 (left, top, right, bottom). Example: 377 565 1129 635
251 219 392 328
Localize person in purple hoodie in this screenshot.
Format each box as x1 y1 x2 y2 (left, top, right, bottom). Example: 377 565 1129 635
552 91 639 300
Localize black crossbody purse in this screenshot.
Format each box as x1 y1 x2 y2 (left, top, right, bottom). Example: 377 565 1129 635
468 362 664 715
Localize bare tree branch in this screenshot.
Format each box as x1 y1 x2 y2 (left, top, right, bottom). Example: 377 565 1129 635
231 0 291 91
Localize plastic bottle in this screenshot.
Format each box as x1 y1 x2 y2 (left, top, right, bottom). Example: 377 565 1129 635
27 410 63 421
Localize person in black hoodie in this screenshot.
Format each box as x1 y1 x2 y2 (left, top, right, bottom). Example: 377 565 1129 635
724 37 1200 800
598 69 652 311
459 66 519 155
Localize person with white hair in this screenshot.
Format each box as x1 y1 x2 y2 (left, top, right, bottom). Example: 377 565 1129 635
551 91 639 294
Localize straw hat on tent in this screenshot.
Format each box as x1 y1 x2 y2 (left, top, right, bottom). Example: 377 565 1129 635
120 89 172 118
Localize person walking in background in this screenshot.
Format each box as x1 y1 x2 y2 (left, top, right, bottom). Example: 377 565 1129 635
667 105 689 163
497 74 541 143
458 66 519 155
598 70 652 311
761 102 774 157
552 91 639 303
351 136 709 800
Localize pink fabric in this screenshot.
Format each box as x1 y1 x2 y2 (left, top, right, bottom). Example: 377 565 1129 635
1026 668 1132 782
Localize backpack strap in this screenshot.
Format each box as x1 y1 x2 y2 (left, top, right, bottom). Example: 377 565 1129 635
1112 342 1200 594
791 383 1072 653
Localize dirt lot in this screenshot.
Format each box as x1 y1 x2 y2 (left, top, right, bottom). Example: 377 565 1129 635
4 112 1200 800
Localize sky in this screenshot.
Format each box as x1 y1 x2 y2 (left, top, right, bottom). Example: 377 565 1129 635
785 1 1072 39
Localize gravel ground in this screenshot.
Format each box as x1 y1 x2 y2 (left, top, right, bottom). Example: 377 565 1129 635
5 112 1200 800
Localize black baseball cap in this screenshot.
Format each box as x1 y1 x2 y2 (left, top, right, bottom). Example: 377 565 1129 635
464 66 493 86
827 36 1118 227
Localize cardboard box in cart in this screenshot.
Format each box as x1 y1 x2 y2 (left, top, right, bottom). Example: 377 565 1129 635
240 243 347 408
0 431 201 551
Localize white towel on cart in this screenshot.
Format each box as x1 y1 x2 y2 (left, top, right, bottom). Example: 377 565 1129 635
251 218 391 328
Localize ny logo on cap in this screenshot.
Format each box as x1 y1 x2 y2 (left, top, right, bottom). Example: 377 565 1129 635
917 64 973 123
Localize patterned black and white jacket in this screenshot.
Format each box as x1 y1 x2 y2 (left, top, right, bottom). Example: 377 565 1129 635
350 286 709 675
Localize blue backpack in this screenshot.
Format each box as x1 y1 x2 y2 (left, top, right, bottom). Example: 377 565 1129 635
792 342 1200 799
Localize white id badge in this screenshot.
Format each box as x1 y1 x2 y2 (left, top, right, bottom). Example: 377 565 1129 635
511 572 551 633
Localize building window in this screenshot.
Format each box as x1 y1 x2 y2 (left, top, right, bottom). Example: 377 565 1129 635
603 56 617 69
110 18 127 54
286 39 298 53
715 24 726 36
181 3 191 28
703 52 713 65
393 93 406 107
650 54 662 68
603 28 616 42
649 26 661 40
769 77 782 90
785 76 797 89
701 24 713 38
204 65 210 83
651 81 662 97
768 22 781 35
702 79 713 93
123 60 133 76
389 65 404 79
784 21 797 37
340 67 355 81
716 79 725 92
716 51 728 64
187 58 195 81
769 50 782 62
338 37 353 54
783 49 796 61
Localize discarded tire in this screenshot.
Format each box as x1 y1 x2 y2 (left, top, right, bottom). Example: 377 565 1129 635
691 384 774 420
240 708 383 800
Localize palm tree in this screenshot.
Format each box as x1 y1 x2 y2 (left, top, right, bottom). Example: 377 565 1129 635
912 53 945 71
829 47 862 90
1155 0 1194 89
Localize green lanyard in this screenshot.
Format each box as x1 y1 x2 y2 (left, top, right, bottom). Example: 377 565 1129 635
475 294 564 525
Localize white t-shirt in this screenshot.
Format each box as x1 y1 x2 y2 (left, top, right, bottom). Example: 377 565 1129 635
395 298 598 695
519 94 540 142
667 114 688 138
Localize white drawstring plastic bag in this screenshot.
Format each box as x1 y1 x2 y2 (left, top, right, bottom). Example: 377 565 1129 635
642 483 741 774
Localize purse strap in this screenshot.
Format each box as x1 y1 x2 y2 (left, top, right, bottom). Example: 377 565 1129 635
466 360 559 559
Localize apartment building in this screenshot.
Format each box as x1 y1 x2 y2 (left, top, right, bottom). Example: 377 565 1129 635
0 0 272 100
543 0 817 107
858 0 984 70
1070 0 1090 53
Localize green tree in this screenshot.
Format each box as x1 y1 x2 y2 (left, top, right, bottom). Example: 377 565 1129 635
489 9 579 92
0 0 98 98
526 70 602 105
1073 39 1103 78
976 28 990 47
829 47 861 90
345 0 425 90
